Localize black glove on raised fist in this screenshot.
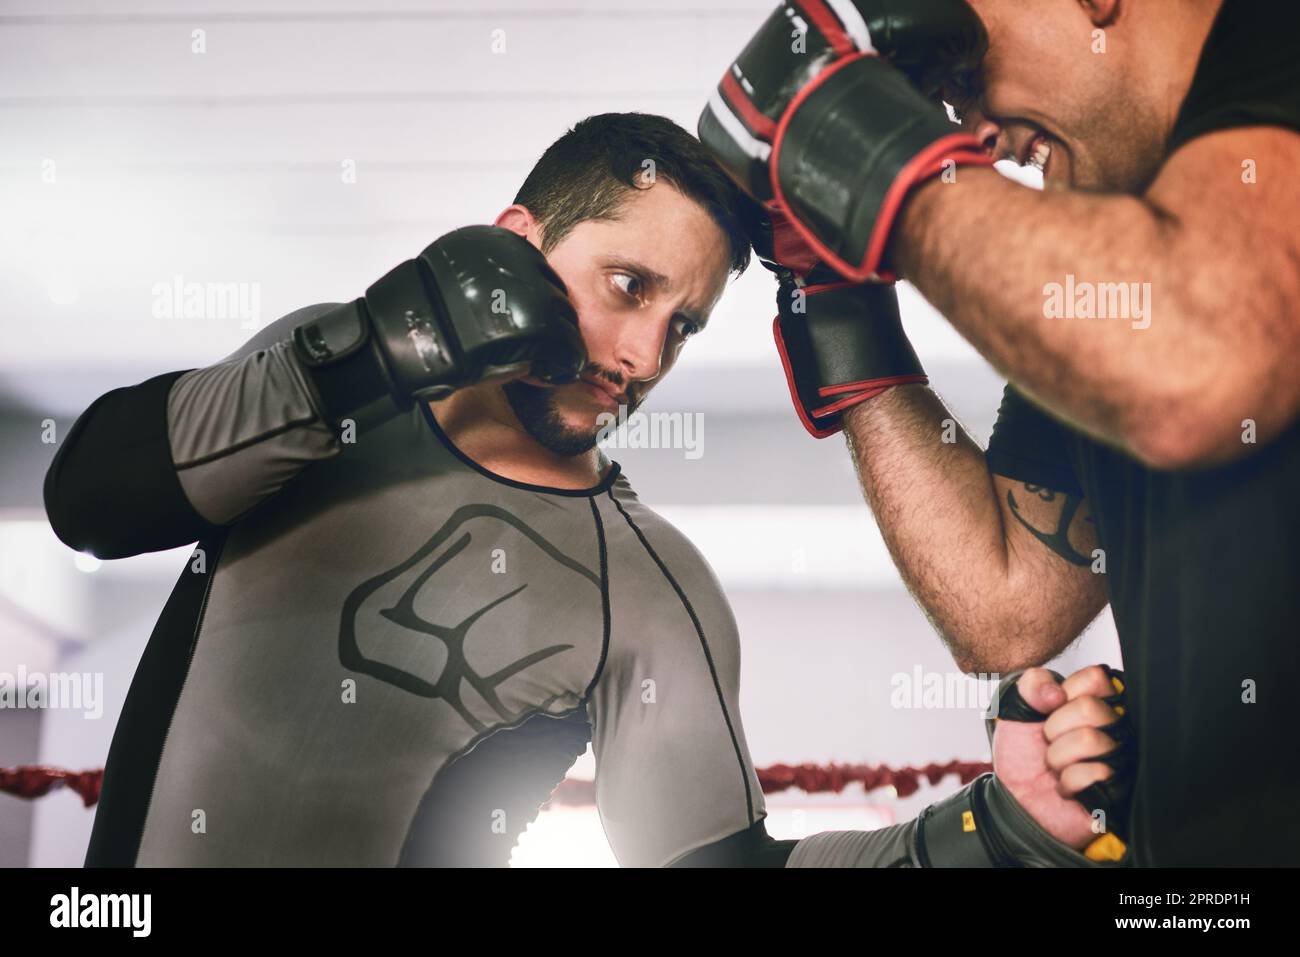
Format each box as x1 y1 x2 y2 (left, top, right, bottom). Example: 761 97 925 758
291 225 586 429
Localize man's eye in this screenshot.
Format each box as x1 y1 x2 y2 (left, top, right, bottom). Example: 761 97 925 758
612 272 643 299
942 71 983 125
673 318 699 341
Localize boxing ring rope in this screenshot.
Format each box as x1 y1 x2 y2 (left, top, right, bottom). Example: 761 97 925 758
1 759 992 808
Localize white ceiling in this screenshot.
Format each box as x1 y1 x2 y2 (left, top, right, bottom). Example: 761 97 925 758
0 0 1040 416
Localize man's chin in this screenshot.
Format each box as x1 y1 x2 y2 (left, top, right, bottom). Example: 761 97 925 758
502 380 604 457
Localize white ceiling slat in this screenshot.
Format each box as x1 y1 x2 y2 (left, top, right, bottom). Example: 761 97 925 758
0 7 761 99
0 0 1002 411
0 1 766 17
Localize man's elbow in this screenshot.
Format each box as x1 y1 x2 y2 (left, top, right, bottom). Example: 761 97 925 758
951 647 1050 676
944 623 1063 675
1116 338 1286 470
44 468 107 557
1124 387 1266 471
1127 419 1220 470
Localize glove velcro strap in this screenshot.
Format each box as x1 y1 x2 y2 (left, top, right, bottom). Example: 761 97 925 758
913 774 1017 867
811 375 926 418
291 299 406 429
365 256 462 400
916 772 1130 868
772 280 926 438
802 281 924 381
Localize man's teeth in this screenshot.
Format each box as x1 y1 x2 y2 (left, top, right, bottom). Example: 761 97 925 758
1029 138 1052 171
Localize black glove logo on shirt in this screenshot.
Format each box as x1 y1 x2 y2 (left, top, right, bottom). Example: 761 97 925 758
339 503 602 733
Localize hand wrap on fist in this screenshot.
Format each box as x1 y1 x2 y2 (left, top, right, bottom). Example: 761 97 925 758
985 666 1136 863
903 665 1134 867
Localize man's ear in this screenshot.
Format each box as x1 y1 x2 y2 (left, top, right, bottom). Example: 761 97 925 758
1079 0 1120 28
494 204 544 247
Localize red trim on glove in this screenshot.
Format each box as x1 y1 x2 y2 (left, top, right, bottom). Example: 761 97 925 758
768 51 996 282
765 201 825 277
773 315 928 437
720 69 778 140
811 376 927 419
803 279 862 296
811 387 886 419
795 0 857 57
818 373 929 398
773 313 841 439
852 134 995 280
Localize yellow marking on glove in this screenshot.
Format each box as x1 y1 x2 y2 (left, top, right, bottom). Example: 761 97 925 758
1084 832 1128 862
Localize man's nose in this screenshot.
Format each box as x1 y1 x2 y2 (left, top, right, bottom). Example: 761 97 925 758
614 320 666 384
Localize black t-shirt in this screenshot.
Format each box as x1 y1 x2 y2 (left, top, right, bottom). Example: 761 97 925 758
985 0 1300 866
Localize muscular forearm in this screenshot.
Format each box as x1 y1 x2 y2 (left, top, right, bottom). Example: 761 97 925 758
843 385 1003 655
844 385 1072 670
893 169 1238 467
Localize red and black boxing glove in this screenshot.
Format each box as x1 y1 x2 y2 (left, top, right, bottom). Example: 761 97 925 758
748 207 926 438
699 0 993 282
292 226 585 430
774 268 927 438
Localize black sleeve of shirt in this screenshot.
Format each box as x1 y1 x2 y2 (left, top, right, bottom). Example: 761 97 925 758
1166 0 1300 154
985 384 1084 496
43 370 221 559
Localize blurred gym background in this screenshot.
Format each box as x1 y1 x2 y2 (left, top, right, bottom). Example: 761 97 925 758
0 0 1120 866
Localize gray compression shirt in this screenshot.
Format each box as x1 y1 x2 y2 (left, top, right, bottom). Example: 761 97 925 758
78 305 773 867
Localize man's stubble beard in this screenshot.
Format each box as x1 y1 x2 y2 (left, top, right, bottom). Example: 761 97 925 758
503 380 644 457
1071 83 1171 194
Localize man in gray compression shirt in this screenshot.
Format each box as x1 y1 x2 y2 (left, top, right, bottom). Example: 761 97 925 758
45 114 1129 868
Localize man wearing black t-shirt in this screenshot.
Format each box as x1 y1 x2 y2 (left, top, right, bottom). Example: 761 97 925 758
700 0 1300 865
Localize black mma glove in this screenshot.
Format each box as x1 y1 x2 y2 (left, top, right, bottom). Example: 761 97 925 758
291 225 585 429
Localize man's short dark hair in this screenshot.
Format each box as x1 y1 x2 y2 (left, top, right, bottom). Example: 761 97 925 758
513 112 752 276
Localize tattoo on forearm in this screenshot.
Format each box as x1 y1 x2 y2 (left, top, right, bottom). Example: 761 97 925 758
1006 484 1091 566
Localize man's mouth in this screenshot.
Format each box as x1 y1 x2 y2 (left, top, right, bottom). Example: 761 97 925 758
578 374 625 409
1021 132 1053 175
